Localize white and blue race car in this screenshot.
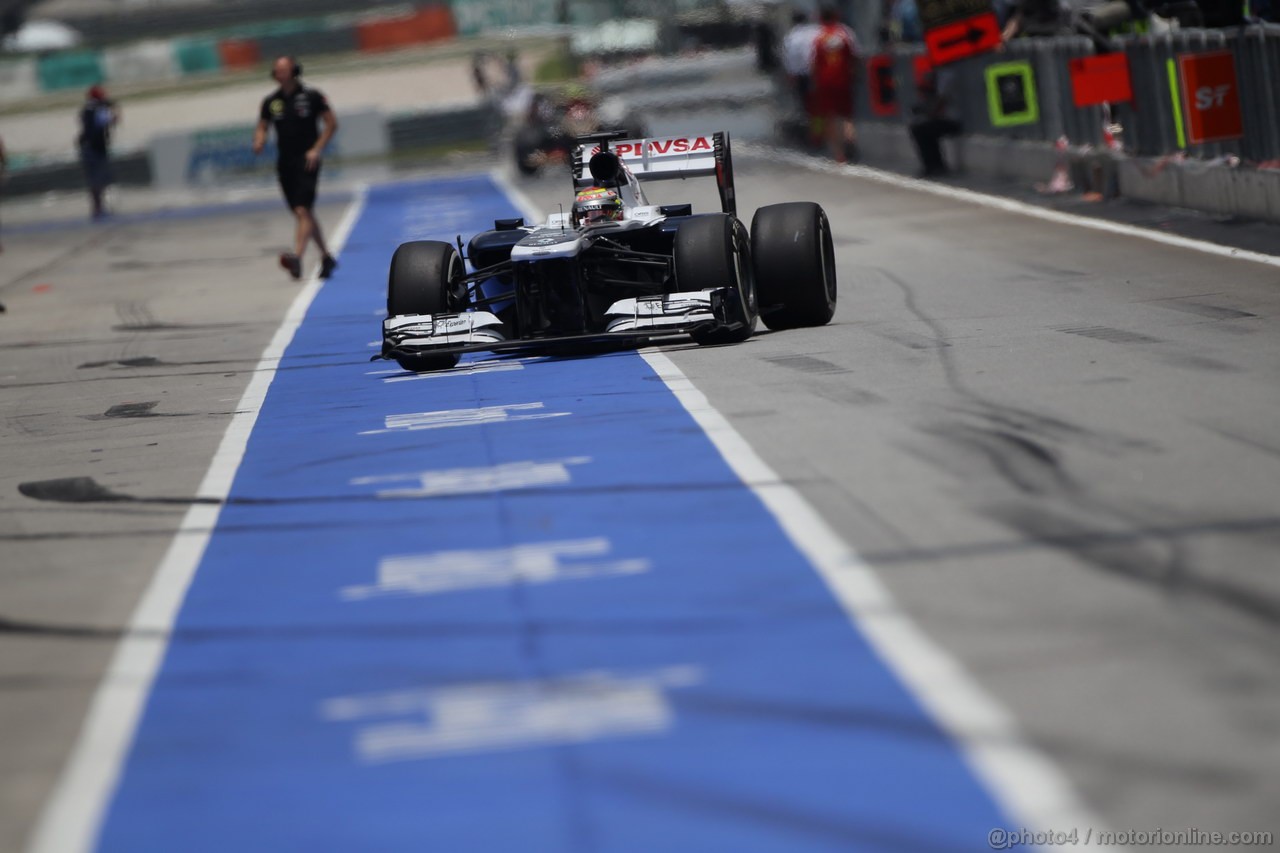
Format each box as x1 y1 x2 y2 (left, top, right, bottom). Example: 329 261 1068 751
379 130 837 372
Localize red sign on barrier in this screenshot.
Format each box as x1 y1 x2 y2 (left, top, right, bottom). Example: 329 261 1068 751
913 54 933 87
868 54 898 117
1068 53 1132 107
1178 51 1243 144
924 12 1001 66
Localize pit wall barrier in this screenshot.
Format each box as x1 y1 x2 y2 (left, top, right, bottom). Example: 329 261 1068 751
0 0 710 105
0 102 499 198
848 25 1280 223
355 6 457 51
0 56 39 101
0 0 680 105
0 3 458 104
450 0 561 35
149 108 391 189
2 152 153 197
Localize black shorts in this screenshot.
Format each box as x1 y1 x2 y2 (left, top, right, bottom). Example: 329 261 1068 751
277 158 320 210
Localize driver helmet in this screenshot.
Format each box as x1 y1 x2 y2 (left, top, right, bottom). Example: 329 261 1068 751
573 187 623 227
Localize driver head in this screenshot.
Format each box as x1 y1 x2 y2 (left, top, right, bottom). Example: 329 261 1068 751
572 187 624 227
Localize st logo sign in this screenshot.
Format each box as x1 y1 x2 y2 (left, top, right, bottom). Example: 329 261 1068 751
1178 51 1243 145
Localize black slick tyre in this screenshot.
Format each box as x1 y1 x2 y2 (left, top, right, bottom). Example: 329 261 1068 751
673 214 758 346
387 240 464 371
751 201 837 330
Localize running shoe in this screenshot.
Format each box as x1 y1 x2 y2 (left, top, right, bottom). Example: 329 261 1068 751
279 252 302 280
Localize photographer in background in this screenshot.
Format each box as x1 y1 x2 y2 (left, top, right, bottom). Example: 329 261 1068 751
78 85 118 221
782 9 820 140
910 68 962 178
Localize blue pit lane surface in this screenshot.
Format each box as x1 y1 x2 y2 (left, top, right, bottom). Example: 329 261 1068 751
94 175 1021 852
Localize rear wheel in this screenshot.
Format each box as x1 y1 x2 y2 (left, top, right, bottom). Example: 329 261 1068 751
387 240 464 371
674 214 757 346
751 201 837 330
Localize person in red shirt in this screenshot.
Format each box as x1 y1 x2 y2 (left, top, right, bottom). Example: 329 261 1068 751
809 5 860 164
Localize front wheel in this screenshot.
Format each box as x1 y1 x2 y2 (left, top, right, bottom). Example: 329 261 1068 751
673 214 757 346
751 201 837 330
387 240 464 371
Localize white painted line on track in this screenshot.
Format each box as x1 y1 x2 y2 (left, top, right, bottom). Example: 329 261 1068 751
494 175 1109 840
756 144 1280 269
350 457 591 498
639 349 1109 846
26 185 370 853
383 360 525 382
359 402 571 435
321 665 700 764
341 537 649 600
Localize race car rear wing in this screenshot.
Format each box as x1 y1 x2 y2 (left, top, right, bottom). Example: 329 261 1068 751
573 131 737 217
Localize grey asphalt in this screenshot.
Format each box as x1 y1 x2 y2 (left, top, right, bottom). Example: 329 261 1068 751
517 156 1280 841
0 192 349 852
3 154 1279 850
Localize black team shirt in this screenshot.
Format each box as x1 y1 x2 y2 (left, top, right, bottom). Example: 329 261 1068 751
260 86 331 162
79 98 115 155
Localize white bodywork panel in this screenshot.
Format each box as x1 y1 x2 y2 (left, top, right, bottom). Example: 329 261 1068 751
509 230 587 262
604 292 717 333
384 312 505 349
576 134 719 184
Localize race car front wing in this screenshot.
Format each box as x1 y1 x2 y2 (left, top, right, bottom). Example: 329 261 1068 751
383 311 506 351
379 290 731 360
603 291 718 333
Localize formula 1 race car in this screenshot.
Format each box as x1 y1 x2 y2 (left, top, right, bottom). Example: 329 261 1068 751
379 130 837 372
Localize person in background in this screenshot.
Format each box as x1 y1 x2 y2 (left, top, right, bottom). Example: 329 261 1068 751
253 56 339 281
782 9 820 139
471 51 489 98
1004 0 1118 50
0 135 4 309
503 49 522 96
1194 0 1246 24
0 134 7 257
754 12 778 72
910 67 962 178
78 85 118 221
1001 0 1071 38
889 0 924 42
809 4 860 164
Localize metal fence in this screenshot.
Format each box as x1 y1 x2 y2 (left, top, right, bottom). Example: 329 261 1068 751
856 24 1280 163
1120 24 1280 161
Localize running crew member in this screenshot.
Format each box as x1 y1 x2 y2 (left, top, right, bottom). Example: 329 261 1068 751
253 56 339 280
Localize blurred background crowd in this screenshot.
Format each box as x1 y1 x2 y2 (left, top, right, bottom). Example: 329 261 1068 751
1 0 1277 218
